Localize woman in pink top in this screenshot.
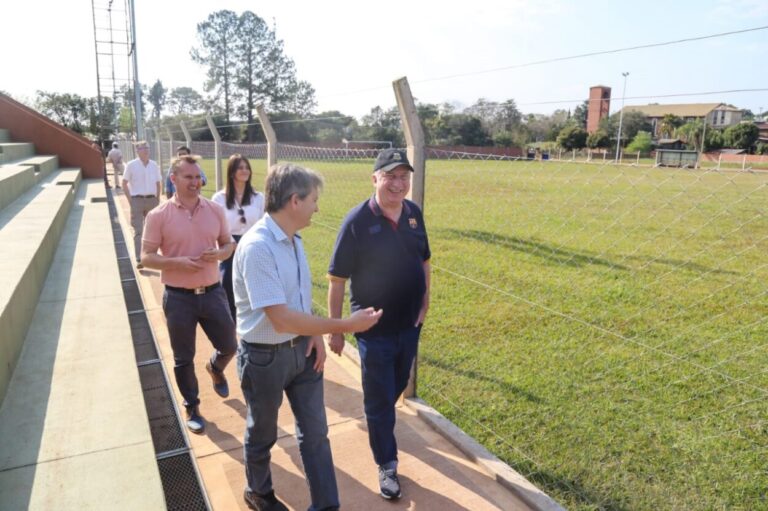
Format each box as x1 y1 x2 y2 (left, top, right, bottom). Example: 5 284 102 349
212 154 265 319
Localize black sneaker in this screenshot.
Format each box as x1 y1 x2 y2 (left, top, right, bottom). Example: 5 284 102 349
243 489 288 511
185 405 205 434
378 466 402 500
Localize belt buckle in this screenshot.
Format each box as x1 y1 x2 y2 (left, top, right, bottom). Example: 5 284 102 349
194 286 205 295
289 336 301 347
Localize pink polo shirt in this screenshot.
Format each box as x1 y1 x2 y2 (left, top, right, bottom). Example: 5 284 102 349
142 196 233 288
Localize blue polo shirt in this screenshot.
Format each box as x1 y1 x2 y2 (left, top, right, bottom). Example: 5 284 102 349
328 197 430 336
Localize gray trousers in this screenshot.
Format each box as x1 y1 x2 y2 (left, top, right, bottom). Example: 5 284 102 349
113 163 124 188
129 195 159 262
238 339 339 509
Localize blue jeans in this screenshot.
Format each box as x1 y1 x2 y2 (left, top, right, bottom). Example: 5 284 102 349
356 325 421 467
162 286 236 408
237 338 339 510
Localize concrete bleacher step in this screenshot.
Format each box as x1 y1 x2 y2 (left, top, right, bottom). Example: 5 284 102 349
0 129 9 143
0 169 80 401
0 165 36 212
0 180 165 509
0 143 34 165
13 155 59 179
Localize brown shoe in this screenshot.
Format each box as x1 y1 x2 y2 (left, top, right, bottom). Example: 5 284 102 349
206 361 229 398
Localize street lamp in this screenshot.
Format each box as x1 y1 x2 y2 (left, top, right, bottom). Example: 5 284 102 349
615 71 629 163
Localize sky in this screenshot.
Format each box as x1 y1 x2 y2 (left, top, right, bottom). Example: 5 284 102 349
1 0 767 120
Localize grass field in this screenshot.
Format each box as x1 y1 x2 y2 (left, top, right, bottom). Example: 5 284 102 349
201 157 768 510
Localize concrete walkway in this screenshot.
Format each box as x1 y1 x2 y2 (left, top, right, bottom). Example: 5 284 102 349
115 188 531 511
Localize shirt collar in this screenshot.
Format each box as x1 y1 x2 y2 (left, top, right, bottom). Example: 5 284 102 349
169 194 207 209
265 214 300 242
368 196 411 217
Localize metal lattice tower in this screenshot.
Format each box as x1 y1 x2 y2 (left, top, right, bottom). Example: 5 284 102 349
91 0 134 142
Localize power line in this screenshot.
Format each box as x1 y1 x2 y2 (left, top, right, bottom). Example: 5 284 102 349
318 25 768 99
517 88 768 107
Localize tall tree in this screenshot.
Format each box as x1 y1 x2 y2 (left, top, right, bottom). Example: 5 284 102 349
659 114 683 139
599 111 652 147
167 87 205 115
235 11 315 123
35 91 89 134
192 10 316 126
191 10 239 122
147 79 166 121
677 120 704 151
573 100 589 130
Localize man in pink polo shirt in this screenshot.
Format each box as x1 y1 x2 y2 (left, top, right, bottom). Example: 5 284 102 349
141 154 237 434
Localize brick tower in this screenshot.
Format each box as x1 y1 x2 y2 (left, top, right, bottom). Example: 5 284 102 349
587 86 611 133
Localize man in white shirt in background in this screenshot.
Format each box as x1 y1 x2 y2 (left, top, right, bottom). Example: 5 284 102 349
107 142 124 189
123 141 162 269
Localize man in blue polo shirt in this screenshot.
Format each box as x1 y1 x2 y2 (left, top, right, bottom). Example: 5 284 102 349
326 148 431 500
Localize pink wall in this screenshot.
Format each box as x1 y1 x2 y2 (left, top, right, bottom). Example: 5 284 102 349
0 93 103 178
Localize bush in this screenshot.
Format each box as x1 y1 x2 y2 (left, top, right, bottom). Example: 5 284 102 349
587 129 611 149
723 123 759 151
626 131 653 153
556 125 587 150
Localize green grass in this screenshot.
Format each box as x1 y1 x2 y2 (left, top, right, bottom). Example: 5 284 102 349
202 157 768 510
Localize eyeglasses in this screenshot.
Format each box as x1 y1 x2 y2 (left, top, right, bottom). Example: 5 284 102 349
238 208 246 224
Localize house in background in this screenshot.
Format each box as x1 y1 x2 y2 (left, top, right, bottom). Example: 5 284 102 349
620 103 743 138
757 121 768 144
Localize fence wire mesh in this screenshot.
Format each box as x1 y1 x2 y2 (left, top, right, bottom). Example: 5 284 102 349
139 129 767 510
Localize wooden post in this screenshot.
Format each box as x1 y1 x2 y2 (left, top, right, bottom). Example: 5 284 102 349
392 77 425 210
205 114 223 190
742 154 747 171
636 151 640 165
256 104 278 171
180 120 192 149
717 153 722 171
392 77 425 398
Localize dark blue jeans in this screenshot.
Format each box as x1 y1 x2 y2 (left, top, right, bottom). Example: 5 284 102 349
237 338 339 510
162 286 236 408
356 325 421 467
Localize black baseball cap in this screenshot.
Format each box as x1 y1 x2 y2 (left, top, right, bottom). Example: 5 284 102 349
373 148 414 172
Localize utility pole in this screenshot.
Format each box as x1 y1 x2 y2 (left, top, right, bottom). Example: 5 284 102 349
615 72 629 163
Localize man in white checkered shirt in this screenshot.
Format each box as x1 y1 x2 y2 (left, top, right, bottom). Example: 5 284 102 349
233 163 382 511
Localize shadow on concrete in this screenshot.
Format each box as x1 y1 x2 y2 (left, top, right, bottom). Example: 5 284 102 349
0 186 83 509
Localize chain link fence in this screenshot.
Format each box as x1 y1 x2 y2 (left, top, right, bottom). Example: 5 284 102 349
136 122 767 510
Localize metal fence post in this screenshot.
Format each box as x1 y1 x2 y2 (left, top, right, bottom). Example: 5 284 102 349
165 126 173 162
256 104 278 171
205 114 223 190
180 120 192 149
393 76 425 399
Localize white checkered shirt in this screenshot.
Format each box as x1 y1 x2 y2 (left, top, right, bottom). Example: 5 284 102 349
233 214 312 344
